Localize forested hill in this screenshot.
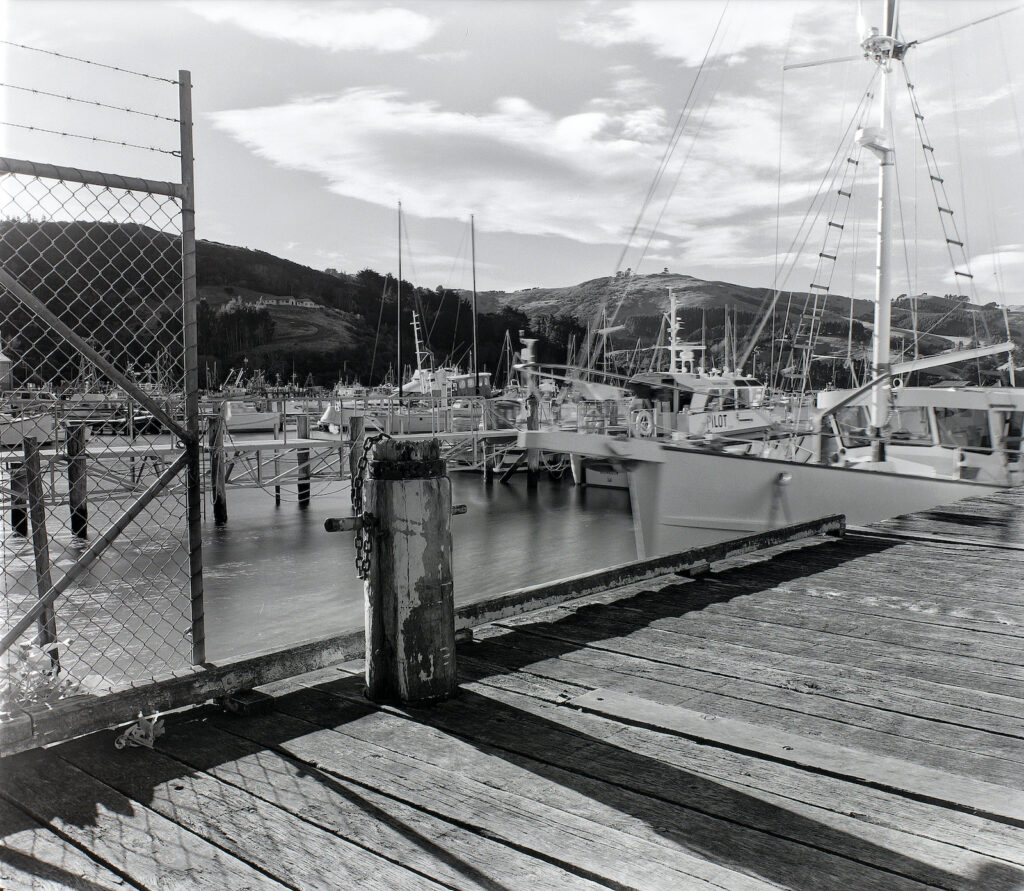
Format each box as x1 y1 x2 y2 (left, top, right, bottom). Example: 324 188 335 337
0 221 536 388
1 220 1018 389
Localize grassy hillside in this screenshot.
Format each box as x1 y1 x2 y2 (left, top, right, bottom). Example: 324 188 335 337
2 220 1017 389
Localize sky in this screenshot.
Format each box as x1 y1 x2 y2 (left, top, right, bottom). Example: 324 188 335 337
3 0 1024 304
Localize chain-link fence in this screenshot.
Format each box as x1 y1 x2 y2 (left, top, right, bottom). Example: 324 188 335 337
1 65 202 735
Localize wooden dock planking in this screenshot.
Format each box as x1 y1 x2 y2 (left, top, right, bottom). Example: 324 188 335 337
1 488 1023 889
280 671 1021 889
0 798 130 891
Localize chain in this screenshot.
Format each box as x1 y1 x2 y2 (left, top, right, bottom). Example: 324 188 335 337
352 432 391 579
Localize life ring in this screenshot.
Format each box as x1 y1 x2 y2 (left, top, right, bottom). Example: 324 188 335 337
633 410 655 438
891 377 904 389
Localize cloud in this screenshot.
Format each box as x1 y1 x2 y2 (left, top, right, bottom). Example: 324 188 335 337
181 1 438 53
564 1 845 66
418 50 469 63
958 245 1024 296
210 88 679 244
209 83 852 280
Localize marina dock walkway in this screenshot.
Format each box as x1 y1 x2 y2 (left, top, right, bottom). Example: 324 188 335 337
2 489 1023 889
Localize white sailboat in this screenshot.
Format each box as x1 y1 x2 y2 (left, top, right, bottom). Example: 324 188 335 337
522 0 1024 557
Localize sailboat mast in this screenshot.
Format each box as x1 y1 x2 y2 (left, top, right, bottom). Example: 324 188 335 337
397 200 403 398
860 0 897 460
471 214 479 394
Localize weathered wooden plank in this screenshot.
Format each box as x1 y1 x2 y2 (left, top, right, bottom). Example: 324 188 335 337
58 732 442 891
0 749 286 890
702 597 1024 663
542 588 1024 691
467 625 1024 742
0 629 365 756
513 602 1024 701
157 714 607 891
450 667 1024 867
496 623 1024 783
641 609 1024 685
274 678 1024 888
454 514 845 630
0 798 131 891
215 700 772 890
571 688 1024 826
711 575 1024 636
703 534 1024 609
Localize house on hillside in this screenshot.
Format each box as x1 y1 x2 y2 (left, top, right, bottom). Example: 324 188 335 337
222 295 317 312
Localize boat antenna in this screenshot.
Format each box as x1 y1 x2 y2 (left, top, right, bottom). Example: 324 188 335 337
471 213 479 395
397 200 403 398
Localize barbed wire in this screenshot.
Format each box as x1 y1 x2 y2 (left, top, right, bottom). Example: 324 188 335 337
0 40 179 85
0 82 180 122
0 121 181 156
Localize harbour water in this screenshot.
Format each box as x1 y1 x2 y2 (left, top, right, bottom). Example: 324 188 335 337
202 472 636 660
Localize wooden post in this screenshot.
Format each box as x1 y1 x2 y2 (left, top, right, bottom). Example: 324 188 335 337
274 400 282 505
482 441 494 484
296 413 311 509
24 438 59 671
364 438 456 704
348 414 364 508
67 424 88 538
208 409 228 525
526 393 540 489
9 461 28 537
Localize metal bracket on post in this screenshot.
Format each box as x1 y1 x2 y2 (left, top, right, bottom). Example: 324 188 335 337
114 712 165 749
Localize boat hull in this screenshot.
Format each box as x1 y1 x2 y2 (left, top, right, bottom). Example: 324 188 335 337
521 431 1000 557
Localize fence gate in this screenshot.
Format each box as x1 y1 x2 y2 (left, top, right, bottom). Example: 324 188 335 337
0 65 203 749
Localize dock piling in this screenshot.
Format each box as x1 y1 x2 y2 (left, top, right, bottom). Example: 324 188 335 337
526 394 540 489
67 424 88 538
9 461 28 537
24 437 59 671
208 407 228 525
296 414 311 509
363 438 457 704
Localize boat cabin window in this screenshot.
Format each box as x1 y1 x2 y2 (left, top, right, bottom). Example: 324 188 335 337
1000 411 1023 462
833 405 872 446
934 408 993 452
886 406 932 444
705 388 736 411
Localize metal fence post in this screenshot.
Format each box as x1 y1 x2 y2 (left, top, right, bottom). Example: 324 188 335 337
180 68 206 665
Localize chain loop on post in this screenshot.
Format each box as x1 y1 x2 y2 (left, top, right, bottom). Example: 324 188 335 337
351 432 391 579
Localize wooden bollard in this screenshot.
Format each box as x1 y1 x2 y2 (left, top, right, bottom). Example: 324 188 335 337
208 409 228 525
9 461 28 537
67 424 88 538
364 438 456 704
24 438 59 670
296 414 311 509
348 414 364 507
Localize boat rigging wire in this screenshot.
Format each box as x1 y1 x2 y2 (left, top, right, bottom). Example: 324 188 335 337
611 2 730 279
631 23 734 276
742 71 879 378
587 2 729 365
368 278 390 384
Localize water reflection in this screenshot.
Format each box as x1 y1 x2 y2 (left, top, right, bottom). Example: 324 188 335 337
202 473 635 660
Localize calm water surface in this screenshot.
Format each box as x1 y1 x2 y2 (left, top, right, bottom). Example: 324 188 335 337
202 473 636 660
